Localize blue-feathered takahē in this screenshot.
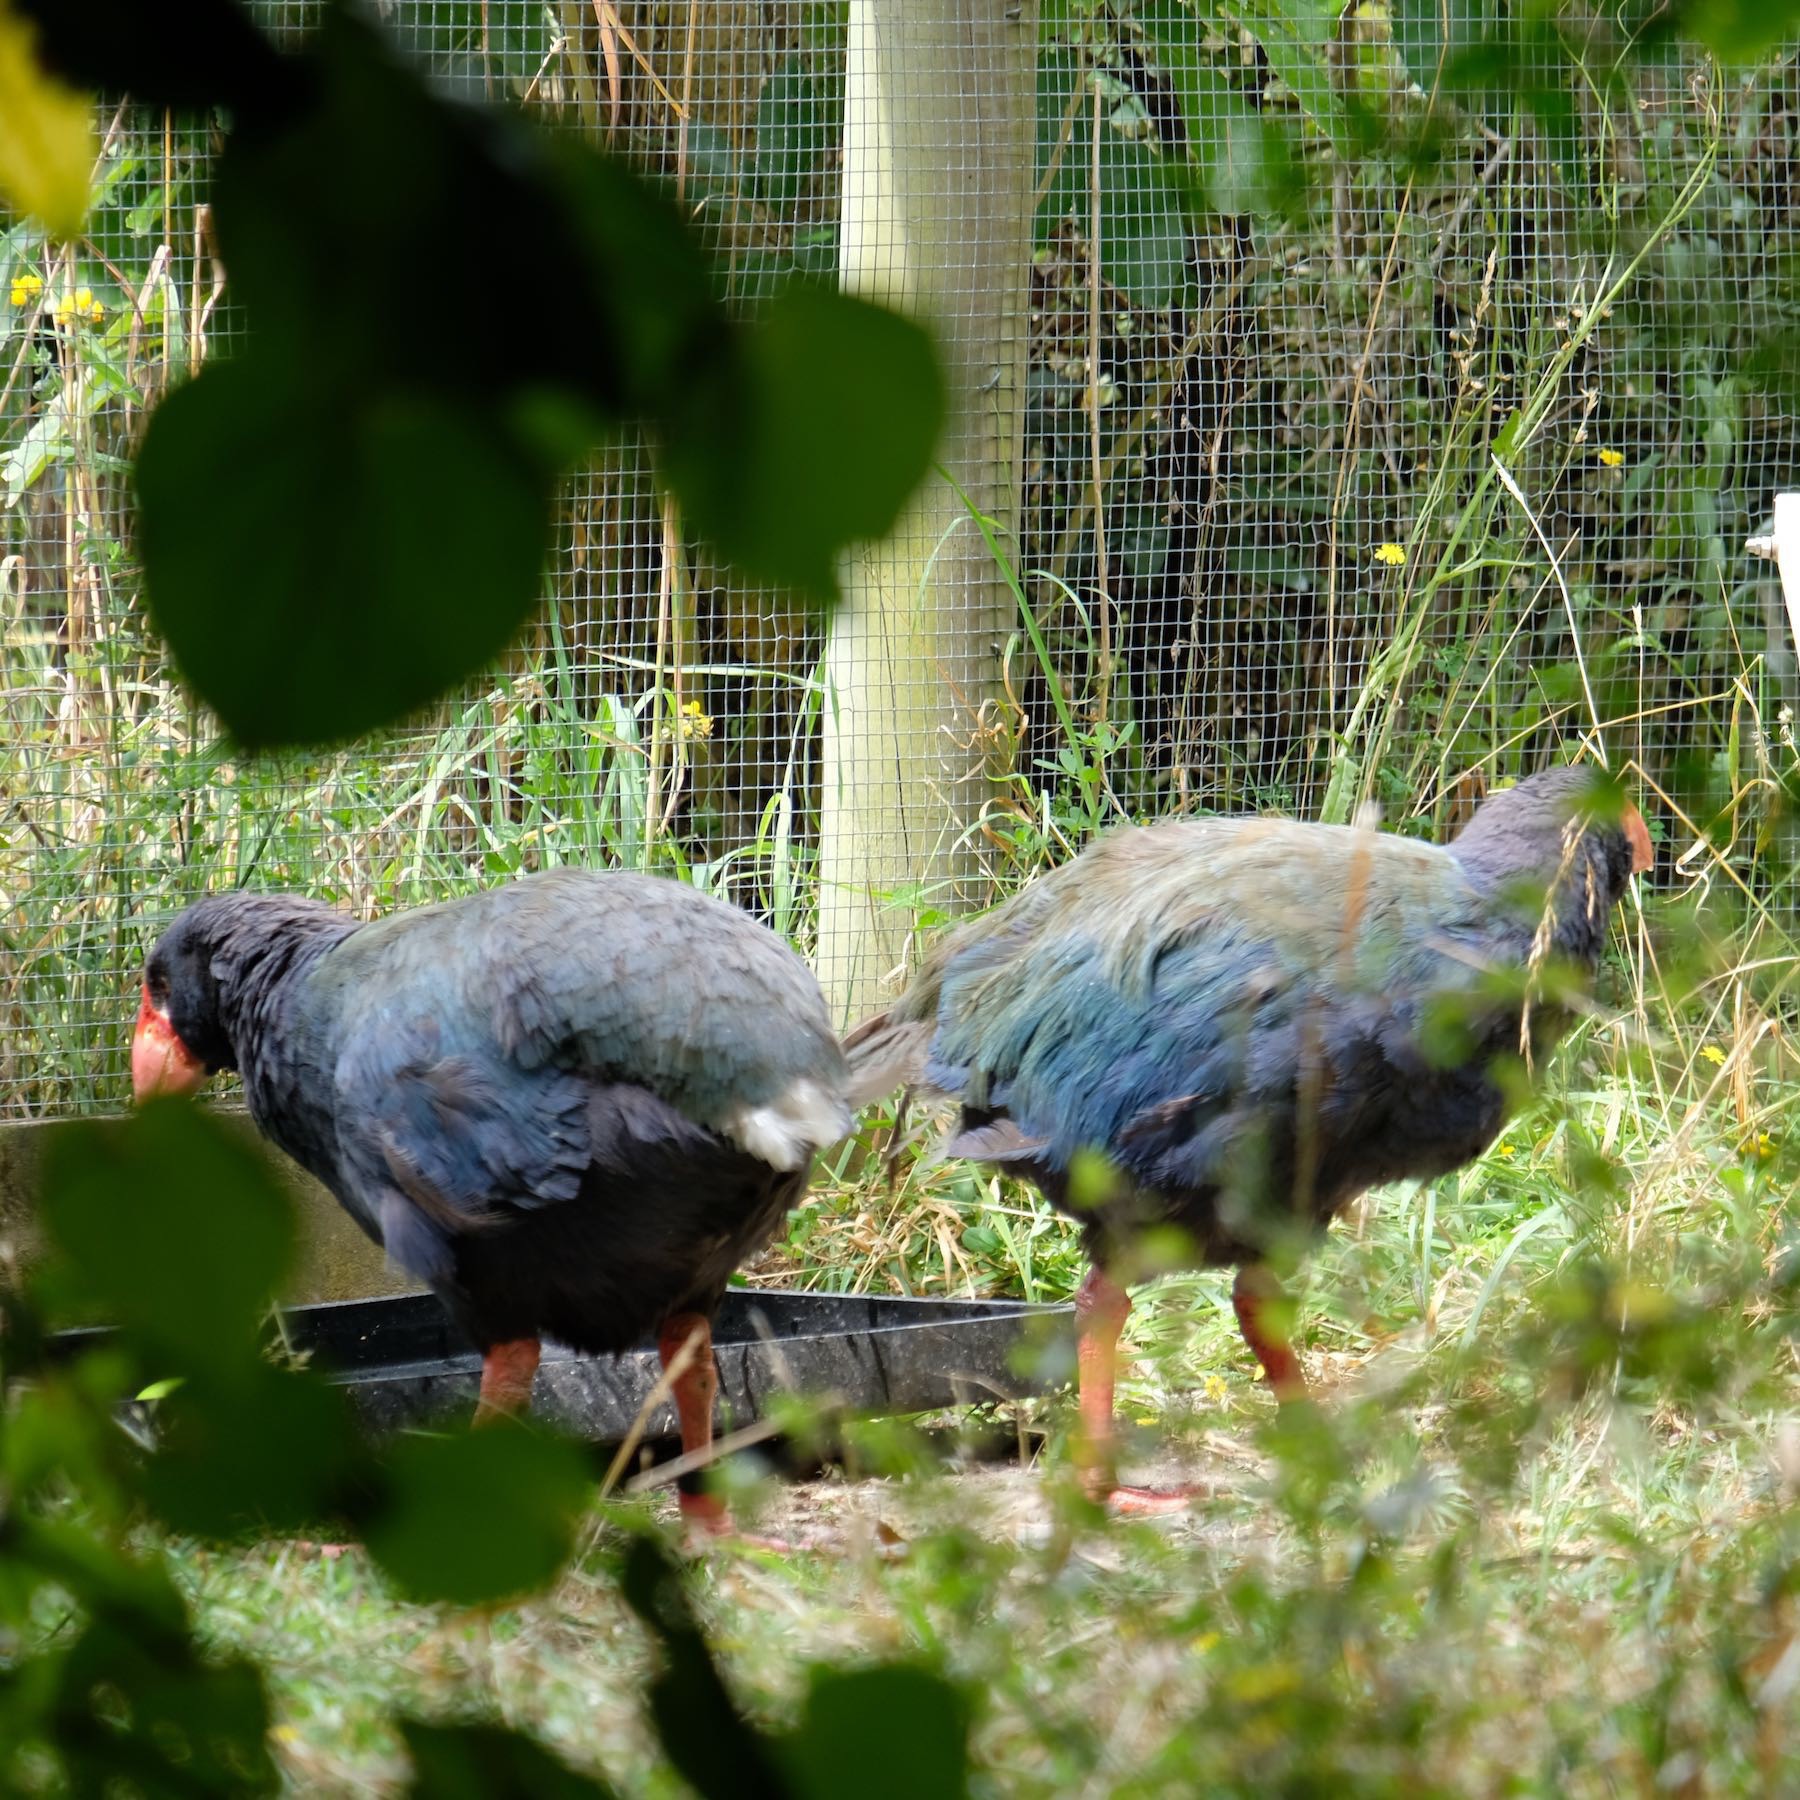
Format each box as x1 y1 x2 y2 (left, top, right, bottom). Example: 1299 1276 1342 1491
844 765 1654 1511
132 867 851 1535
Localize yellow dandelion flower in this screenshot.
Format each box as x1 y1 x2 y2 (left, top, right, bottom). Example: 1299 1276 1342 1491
1597 448 1624 468
1746 1132 1778 1162
53 285 103 326
1373 542 1406 567
1496 1142 1516 1159
1135 1415 1158 1426
677 698 713 742
1700 1045 1726 1066
9 271 43 307
1204 1374 1229 1403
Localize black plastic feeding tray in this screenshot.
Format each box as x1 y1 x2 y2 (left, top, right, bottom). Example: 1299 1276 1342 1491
272 1287 1074 1445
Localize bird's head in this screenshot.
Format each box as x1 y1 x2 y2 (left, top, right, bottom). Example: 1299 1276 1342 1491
132 891 352 1104
1451 763 1654 918
133 899 244 1102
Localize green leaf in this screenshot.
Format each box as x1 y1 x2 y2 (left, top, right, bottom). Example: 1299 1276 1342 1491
754 53 828 212
1216 0 1351 157
783 1665 971 1800
1672 0 1800 63
1033 45 1083 237
620 1536 792 1800
1389 0 1498 95
401 1721 623 1799
2 407 66 505
10 0 288 112
1102 136 1188 310
1135 7 1217 147
683 119 744 206
1130 19 1308 225
362 1423 593 1606
124 5 939 739
26 1556 277 1795
1203 106 1305 221
664 281 944 597
139 1364 362 1538
136 364 554 749
6 1515 190 1630
40 1104 297 1370
209 14 600 411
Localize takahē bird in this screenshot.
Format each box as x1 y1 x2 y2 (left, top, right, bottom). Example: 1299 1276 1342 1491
132 868 851 1534
844 766 1654 1510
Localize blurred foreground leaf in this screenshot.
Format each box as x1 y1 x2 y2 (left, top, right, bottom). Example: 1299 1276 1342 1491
40 1101 296 1368
401 1721 622 1799
12 0 286 109
139 1363 363 1538
620 1536 972 1800
136 370 554 748
362 1423 593 1606
0 0 95 236
620 1535 791 1799
1662 0 1800 63
0 1531 276 1796
782 1664 971 1800
665 283 946 597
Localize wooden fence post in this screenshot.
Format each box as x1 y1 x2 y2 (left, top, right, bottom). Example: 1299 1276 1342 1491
817 0 1035 1025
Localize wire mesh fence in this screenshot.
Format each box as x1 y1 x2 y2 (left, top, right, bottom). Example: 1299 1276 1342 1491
1 2 1795 1120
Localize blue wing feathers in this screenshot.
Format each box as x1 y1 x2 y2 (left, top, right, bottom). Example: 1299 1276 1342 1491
917 823 1497 1207
284 868 847 1291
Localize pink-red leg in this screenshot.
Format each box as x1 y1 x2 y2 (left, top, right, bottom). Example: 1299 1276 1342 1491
1231 1263 1306 1402
475 1336 542 1423
657 1312 729 1536
1074 1265 1131 1500
1074 1265 1200 1516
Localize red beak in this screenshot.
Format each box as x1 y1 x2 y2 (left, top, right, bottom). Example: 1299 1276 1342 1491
1622 804 1654 875
132 983 207 1102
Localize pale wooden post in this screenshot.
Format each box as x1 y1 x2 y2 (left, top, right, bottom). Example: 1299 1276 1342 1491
817 0 1035 1025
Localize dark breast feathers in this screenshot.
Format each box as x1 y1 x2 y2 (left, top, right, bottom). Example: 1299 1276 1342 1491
242 870 850 1355
853 817 1546 1268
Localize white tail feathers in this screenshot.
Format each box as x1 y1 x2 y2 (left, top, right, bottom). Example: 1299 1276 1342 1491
722 1078 853 1171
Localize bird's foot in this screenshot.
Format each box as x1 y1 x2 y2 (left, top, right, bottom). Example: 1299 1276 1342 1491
676 1490 803 1555
1106 1483 1208 1517
1079 1465 1210 1515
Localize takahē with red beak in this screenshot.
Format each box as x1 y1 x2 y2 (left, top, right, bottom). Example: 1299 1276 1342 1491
844 765 1654 1511
133 868 851 1534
